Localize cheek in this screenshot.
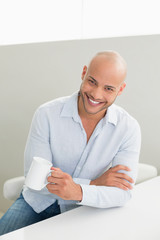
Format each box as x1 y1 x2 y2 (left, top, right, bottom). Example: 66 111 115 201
105 93 117 103
80 83 85 93
80 82 90 92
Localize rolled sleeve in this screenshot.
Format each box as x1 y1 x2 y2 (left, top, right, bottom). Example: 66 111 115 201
77 185 131 208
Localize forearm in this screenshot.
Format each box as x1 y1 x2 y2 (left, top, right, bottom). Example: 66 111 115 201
77 184 132 208
73 176 132 208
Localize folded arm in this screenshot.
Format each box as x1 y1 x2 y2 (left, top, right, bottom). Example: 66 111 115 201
46 164 134 204
75 121 141 208
47 120 141 208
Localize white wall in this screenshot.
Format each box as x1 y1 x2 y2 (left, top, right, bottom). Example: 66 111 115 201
0 34 160 213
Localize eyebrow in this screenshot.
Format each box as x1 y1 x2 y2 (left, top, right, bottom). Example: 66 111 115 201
89 76 116 89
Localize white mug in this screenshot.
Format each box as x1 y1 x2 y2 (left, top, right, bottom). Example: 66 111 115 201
25 157 53 191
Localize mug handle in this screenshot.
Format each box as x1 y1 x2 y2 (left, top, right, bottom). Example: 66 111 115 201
42 170 53 189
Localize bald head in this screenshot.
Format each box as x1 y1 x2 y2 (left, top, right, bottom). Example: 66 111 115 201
79 51 127 117
88 51 127 82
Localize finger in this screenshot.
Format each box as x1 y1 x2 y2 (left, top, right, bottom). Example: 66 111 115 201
51 167 62 171
46 183 59 192
111 165 131 172
113 181 129 191
51 170 64 178
47 176 63 184
47 176 57 183
115 173 134 183
115 179 133 190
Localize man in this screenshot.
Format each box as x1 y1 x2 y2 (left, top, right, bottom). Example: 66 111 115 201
0 51 141 235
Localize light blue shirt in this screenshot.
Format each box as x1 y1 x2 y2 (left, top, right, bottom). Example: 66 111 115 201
22 91 141 213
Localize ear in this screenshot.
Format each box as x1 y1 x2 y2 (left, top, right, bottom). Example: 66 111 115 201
81 65 87 80
117 82 126 96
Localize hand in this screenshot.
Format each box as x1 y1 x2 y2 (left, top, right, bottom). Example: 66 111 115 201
46 167 82 201
90 165 134 191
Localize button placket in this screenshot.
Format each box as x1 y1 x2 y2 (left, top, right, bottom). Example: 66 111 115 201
72 119 104 178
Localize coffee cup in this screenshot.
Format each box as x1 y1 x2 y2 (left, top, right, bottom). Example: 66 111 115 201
25 157 53 191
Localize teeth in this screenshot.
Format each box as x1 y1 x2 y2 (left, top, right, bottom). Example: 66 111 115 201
89 98 100 104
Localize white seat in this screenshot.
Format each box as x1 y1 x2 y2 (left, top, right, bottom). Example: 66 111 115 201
3 163 158 201
136 163 158 184
3 176 25 201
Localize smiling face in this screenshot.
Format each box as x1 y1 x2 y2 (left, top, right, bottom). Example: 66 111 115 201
78 52 126 119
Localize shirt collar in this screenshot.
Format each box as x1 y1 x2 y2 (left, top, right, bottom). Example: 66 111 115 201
106 104 118 126
60 91 80 123
60 91 117 126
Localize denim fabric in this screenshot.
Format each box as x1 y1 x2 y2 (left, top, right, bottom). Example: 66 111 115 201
0 193 60 236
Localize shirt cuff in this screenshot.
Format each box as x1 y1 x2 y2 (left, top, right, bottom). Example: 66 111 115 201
73 178 91 204
73 177 91 185
76 184 97 206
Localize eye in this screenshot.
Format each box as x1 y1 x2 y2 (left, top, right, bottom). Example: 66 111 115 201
88 79 96 85
105 87 114 92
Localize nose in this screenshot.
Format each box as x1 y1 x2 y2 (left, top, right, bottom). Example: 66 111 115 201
90 87 103 101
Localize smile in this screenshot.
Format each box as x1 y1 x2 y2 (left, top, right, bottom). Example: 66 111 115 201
86 94 103 106
89 98 100 104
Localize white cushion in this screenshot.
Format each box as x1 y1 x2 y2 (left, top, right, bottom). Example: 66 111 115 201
136 163 158 184
3 176 25 201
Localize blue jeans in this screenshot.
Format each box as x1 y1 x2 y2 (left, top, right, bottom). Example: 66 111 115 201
0 193 60 236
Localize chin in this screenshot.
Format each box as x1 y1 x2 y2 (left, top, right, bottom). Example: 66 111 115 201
84 104 108 116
